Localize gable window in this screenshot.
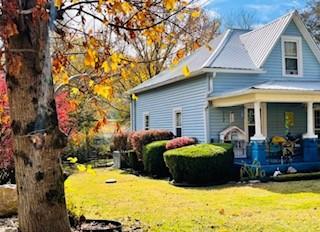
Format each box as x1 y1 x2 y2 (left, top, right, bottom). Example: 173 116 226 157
173 108 182 137
282 36 303 77
143 112 150 130
315 109 320 138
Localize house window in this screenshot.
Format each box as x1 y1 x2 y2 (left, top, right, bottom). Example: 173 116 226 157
315 109 320 138
143 113 150 130
173 109 182 137
282 36 303 77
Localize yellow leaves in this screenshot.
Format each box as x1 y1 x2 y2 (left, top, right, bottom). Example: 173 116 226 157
55 0 63 9
132 94 139 101
191 10 201 18
121 1 133 14
101 61 110 73
77 164 87 172
71 87 79 96
110 53 123 71
143 25 165 45
84 48 98 68
67 157 78 164
164 0 177 11
182 65 190 77
94 84 113 100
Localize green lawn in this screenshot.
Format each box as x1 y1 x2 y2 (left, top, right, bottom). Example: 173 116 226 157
65 168 320 231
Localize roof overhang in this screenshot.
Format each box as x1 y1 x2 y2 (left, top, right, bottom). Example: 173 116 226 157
209 89 320 107
128 68 266 94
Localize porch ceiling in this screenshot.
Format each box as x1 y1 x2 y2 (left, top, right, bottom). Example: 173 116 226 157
209 89 320 107
209 80 320 107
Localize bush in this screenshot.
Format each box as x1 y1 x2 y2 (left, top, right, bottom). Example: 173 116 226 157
130 130 174 158
111 131 132 152
166 137 196 150
164 143 234 184
128 151 143 171
143 140 169 177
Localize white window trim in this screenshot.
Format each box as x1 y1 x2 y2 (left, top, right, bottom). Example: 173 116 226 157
143 112 150 130
281 36 303 78
172 107 182 136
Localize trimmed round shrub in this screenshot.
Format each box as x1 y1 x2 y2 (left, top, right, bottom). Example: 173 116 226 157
164 143 234 184
166 137 196 150
143 140 169 177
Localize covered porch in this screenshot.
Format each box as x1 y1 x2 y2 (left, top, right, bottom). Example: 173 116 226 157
209 81 320 174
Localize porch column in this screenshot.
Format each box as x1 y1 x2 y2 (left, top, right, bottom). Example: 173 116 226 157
250 102 266 164
303 102 318 162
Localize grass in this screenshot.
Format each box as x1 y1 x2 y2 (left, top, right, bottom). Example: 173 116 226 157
65 168 320 232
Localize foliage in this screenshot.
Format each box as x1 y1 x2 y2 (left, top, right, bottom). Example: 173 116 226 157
301 1 320 43
111 131 133 152
0 72 13 169
165 136 196 150
66 169 320 232
143 140 169 177
64 134 110 163
164 143 234 184
130 130 174 157
128 151 143 171
239 160 266 182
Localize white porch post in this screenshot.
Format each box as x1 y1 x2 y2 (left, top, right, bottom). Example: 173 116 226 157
303 102 318 162
303 102 317 139
251 101 266 140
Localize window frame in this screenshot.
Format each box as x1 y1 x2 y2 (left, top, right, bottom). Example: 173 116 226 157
172 107 182 137
281 36 303 77
143 112 150 130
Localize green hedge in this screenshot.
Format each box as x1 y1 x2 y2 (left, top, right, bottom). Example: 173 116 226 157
164 143 234 184
143 140 169 177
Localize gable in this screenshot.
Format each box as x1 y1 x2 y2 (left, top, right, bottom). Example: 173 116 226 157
262 20 320 79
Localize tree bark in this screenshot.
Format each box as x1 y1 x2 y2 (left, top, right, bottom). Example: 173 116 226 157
6 1 71 231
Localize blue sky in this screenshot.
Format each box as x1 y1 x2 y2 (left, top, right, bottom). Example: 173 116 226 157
204 0 306 25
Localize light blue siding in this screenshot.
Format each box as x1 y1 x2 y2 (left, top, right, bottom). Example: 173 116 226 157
267 103 307 137
209 105 244 142
262 21 320 80
135 75 208 142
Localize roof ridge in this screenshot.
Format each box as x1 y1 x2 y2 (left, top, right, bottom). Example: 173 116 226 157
202 29 233 68
241 10 296 38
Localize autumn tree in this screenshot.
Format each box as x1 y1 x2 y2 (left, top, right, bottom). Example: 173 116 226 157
0 0 205 231
301 0 320 43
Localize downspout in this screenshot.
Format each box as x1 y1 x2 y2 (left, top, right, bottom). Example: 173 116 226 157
204 72 215 143
130 98 136 131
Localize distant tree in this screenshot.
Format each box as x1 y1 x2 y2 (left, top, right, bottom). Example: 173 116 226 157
301 0 320 43
223 9 258 30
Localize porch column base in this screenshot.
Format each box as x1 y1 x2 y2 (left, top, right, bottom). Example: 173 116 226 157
250 140 266 165
303 138 319 162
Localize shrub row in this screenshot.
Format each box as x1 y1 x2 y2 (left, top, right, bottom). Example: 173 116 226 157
166 137 196 150
111 130 174 156
143 140 169 177
164 143 234 184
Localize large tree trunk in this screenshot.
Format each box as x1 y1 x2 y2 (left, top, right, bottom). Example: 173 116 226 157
6 1 71 231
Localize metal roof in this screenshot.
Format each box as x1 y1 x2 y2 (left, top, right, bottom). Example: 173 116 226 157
240 11 294 68
209 80 320 99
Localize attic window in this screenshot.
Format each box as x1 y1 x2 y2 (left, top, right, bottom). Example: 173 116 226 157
282 36 303 77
